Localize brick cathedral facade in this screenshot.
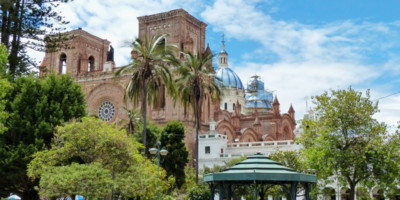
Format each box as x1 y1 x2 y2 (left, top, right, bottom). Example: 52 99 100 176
40 9 296 153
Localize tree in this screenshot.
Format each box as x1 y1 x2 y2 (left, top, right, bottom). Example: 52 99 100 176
123 107 142 135
37 163 112 199
0 44 10 133
269 151 318 200
0 78 10 134
115 34 177 149
0 0 71 77
160 121 189 189
133 121 161 158
28 117 162 199
184 183 210 200
0 73 86 199
174 51 222 183
297 88 400 200
203 156 246 175
269 150 306 173
0 44 8 76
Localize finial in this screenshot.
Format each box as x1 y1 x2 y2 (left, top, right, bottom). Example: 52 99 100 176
221 33 226 52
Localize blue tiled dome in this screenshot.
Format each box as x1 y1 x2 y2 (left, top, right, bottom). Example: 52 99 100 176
215 67 244 89
245 75 273 109
245 91 273 108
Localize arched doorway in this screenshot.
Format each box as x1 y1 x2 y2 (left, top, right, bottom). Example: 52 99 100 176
372 188 385 200
323 187 336 200
341 188 350 200
88 56 95 72
59 53 67 74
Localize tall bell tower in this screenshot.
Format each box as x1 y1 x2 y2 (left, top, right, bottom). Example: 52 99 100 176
137 9 207 53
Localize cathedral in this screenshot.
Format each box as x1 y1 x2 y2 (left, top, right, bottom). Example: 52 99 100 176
40 9 296 153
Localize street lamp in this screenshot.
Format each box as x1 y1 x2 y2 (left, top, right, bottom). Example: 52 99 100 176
149 141 168 199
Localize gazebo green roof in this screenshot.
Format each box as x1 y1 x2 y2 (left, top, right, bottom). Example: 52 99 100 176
203 153 317 183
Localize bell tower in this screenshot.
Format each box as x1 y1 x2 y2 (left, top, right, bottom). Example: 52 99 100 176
137 9 207 53
218 34 228 68
40 28 113 76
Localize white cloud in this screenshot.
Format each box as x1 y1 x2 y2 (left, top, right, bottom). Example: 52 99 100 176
231 61 379 124
202 0 400 129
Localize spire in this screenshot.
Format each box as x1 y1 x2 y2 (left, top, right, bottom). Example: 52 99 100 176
288 104 295 113
273 96 280 106
221 33 226 53
273 96 280 116
288 104 295 120
253 116 261 135
203 43 211 55
218 33 228 68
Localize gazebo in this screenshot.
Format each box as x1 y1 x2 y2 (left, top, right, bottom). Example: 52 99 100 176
203 153 317 200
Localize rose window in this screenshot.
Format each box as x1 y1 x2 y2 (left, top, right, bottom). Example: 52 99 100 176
98 101 115 121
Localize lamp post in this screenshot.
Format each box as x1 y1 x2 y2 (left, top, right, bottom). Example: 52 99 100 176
149 141 168 199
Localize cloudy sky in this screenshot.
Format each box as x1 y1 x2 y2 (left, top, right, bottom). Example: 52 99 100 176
33 0 400 131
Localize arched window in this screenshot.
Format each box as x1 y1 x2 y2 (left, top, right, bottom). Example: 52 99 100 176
154 84 165 109
59 53 67 74
224 102 227 110
233 103 236 110
88 56 95 72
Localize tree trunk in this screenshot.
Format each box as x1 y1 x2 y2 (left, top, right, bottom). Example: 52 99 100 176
192 82 202 184
349 182 356 200
21 184 40 200
195 98 200 183
142 79 148 149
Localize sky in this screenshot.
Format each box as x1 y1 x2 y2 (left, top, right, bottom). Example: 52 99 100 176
31 0 400 131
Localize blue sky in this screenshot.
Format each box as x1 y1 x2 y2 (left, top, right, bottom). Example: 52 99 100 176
32 0 400 130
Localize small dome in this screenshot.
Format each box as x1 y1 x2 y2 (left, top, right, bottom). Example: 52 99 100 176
245 75 273 109
245 91 273 108
215 67 244 89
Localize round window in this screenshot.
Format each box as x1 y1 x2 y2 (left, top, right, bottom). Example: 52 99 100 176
98 101 115 121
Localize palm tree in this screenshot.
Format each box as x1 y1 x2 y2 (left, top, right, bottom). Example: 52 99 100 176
116 34 176 148
122 107 142 135
174 51 222 183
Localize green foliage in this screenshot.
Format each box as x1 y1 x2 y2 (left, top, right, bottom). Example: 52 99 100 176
269 150 306 173
0 0 71 77
0 73 86 199
203 156 246 174
181 165 197 192
6 74 86 147
298 88 400 200
0 44 9 133
184 183 210 200
135 121 161 157
28 117 161 199
115 34 177 148
0 44 8 77
123 107 143 134
0 78 10 134
160 121 189 189
38 163 112 199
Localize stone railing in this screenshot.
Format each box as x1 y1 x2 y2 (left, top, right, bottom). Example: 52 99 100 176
199 134 227 140
227 140 295 148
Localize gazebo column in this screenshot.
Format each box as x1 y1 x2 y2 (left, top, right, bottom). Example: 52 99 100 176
290 183 298 200
219 182 225 200
253 181 258 200
209 183 216 200
227 183 232 200
259 184 266 200
303 183 311 200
